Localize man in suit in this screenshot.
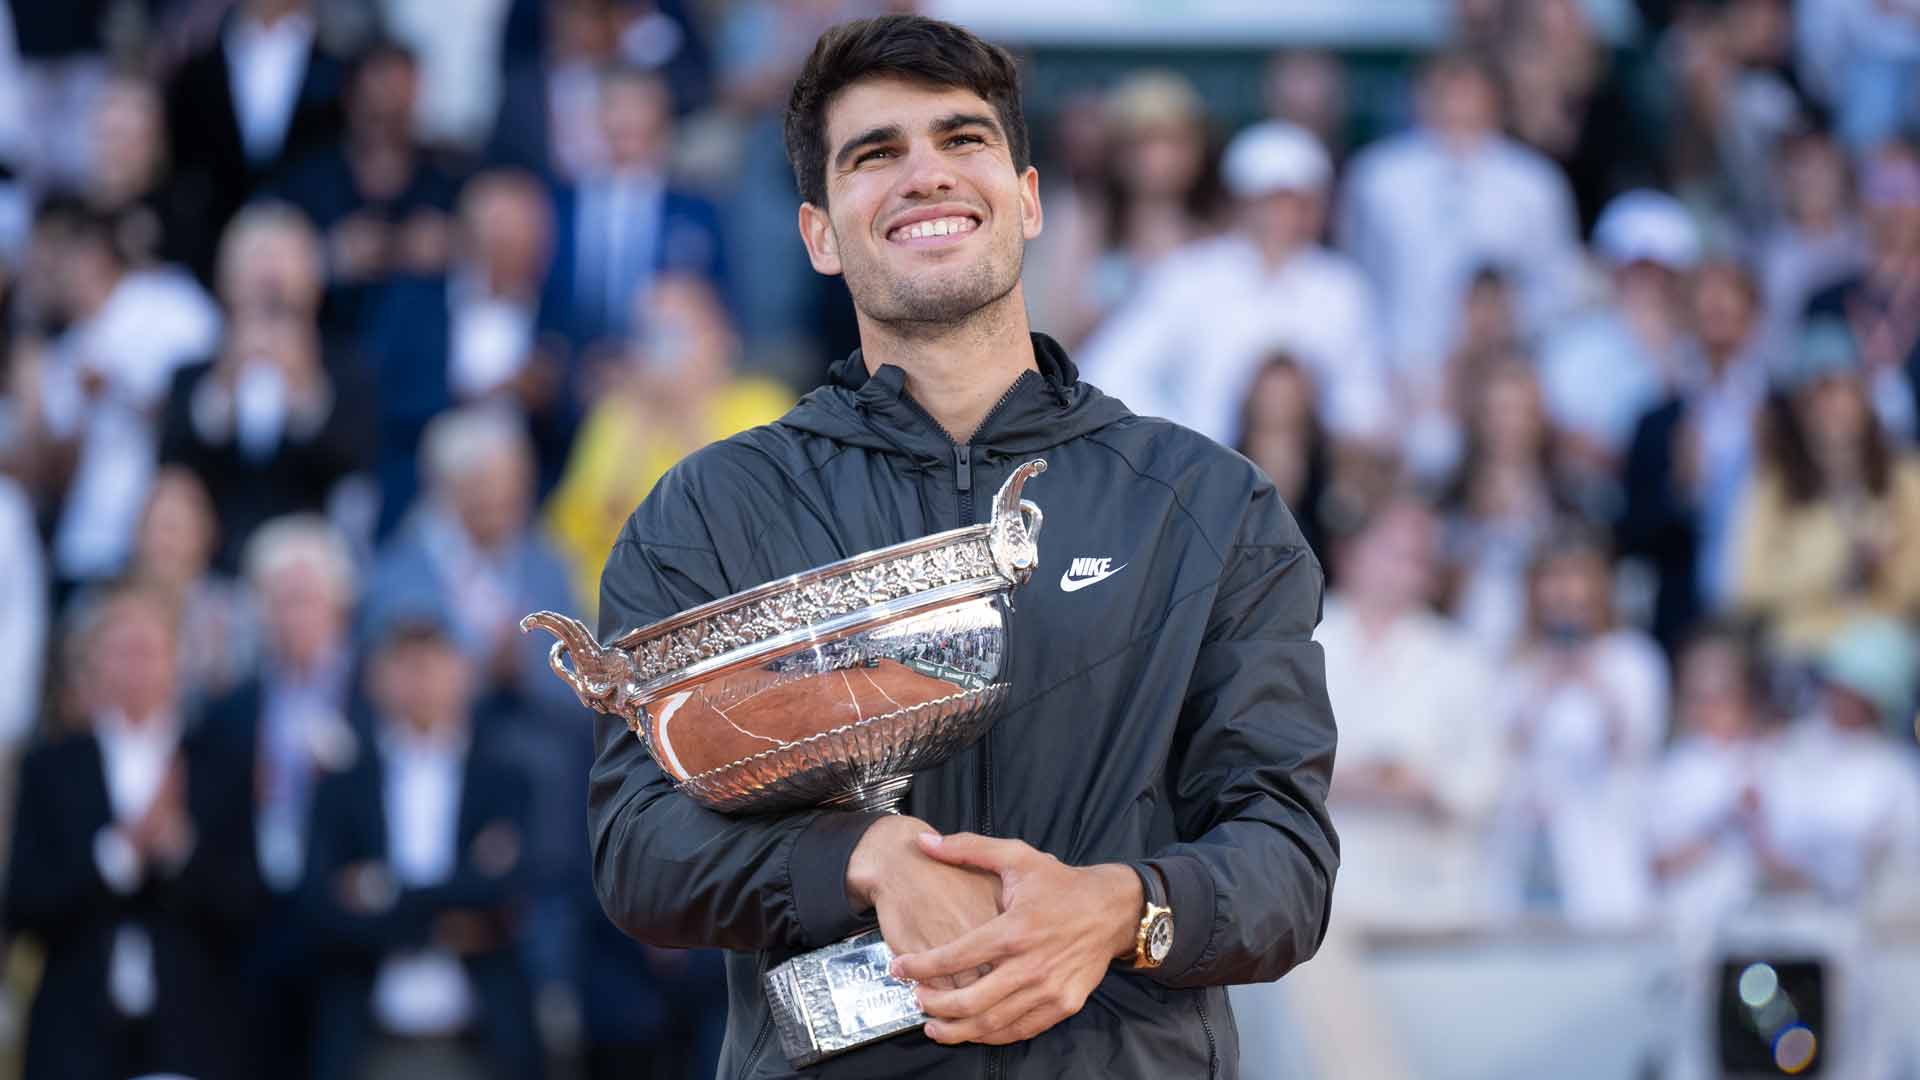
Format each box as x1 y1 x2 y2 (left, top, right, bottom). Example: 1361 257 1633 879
195 514 363 1076
537 64 726 362
159 201 373 572
360 169 559 525
163 0 347 283
3 581 261 1080
301 612 541 1080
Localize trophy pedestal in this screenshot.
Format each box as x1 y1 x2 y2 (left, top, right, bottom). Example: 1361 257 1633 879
764 929 926 1067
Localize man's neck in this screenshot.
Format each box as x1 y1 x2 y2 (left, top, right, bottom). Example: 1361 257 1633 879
857 286 1039 443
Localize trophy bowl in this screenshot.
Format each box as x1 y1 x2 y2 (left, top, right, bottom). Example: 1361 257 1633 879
520 457 1046 818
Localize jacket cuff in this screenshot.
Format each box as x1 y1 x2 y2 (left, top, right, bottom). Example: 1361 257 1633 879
790 811 889 947
1145 854 1215 980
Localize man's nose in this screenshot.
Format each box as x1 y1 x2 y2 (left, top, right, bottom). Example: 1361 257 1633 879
896 142 958 199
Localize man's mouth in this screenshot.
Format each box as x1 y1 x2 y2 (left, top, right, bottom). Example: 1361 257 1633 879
887 215 981 244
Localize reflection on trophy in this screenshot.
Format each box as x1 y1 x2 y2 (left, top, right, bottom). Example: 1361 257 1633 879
521 458 1047 1067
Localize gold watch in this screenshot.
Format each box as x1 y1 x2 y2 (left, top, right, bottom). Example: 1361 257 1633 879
1129 863 1174 969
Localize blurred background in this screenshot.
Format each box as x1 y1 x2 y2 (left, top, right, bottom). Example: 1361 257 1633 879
0 0 1916 1077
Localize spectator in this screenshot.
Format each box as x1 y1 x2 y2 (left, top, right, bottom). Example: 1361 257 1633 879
362 168 559 528
1731 320 1920 656
85 74 212 275
4 581 260 1080
302 614 540 1080
1233 352 1334 567
1805 139 1920 440
29 201 221 590
4 0 109 188
1338 51 1582 380
1495 0 1664 231
158 201 372 570
1796 0 1920 153
199 514 363 1077
1756 129 1866 351
1540 189 1702 473
1620 259 1772 654
1262 50 1349 164
1318 496 1502 927
545 272 788 610
538 65 726 360
124 467 257 713
273 38 459 343
1758 617 1920 909
1083 120 1389 446
164 0 347 283
1646 625 1775 929
378 0 519 151
1442 354 1580 657
1488 526 1670 928
1666 0 1811 231
488 0 620 182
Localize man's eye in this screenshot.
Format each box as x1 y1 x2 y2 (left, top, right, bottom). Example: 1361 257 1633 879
947 134 984 148
857 148 895 165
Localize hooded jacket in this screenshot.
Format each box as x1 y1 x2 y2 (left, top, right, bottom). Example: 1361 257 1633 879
587 334 1339 1079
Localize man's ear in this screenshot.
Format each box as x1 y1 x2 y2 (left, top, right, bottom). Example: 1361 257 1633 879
1019 165 1043 242
798 202 843 276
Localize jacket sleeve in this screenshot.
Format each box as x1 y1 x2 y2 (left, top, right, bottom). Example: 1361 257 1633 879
1140 484 1339 988
587 487 887 954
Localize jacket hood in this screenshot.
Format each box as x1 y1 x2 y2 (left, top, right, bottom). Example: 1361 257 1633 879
778 332 1133 464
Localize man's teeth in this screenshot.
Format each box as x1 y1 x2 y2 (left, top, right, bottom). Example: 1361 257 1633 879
892 216 978 241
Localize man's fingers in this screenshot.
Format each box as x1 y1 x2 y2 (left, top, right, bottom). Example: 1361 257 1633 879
891 917 1019 983
922 984 1054 1046
913 960 1024 1021
917 831 1029 873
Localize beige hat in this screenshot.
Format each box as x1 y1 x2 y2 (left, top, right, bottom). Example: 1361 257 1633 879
1105 70 1204 134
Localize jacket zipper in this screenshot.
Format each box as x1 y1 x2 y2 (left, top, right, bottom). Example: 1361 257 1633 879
737 1013 773 1079
1194 991 1220 1078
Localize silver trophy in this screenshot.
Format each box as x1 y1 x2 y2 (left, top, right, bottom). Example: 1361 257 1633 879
522 459 1046 1067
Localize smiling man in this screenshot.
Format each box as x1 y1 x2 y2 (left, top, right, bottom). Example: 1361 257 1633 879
586 15 1339 1079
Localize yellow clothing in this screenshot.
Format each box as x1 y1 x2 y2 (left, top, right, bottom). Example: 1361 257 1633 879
1731 455 1920 654
545 377 792 612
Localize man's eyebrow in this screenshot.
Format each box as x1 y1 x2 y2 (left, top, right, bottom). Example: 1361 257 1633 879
833 123 903 171
931 112 1002 138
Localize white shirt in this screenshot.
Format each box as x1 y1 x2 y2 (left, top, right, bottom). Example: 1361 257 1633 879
1761 719 1920 906
1539 308 1678 457
1316 600 1502 925
382 0 512 148
1080 235 1391 443
40 269 222 580
92 710 182 1019
447 271 536 399
96 710 181 826
373 724 475 1036
225 11 314 164
1338 130 1583 377
0 477 45 747
1645 734 1771 930
579 169 665 334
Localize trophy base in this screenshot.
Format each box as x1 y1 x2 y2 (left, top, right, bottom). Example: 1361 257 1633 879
764 929 925 1067
820 775 913 814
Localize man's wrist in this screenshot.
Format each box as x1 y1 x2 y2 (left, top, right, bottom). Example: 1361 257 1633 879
1092 863 1145 960
845 814 932 912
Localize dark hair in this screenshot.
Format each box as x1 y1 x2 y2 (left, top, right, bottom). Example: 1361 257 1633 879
1760 385 1892 505
783 15 1030 208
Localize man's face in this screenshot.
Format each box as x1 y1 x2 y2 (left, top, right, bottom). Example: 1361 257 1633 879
799 77 1041 328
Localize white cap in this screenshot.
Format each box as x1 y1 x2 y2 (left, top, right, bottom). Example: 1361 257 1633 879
1593 189 1701 271
1223 121 1331 198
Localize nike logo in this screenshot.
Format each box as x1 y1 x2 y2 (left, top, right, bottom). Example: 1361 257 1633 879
1060 557 1126 593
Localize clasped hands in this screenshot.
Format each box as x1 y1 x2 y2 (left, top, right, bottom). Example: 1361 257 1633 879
845 815 1144 1046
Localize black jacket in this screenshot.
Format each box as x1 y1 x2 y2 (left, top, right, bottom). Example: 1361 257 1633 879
3 728 262 1080
588 334 1339 1079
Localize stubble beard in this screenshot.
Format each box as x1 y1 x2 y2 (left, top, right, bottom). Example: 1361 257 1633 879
843 223 1025 334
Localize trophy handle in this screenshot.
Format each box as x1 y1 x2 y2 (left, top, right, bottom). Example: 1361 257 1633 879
987 458 1047 586
520 611 647 733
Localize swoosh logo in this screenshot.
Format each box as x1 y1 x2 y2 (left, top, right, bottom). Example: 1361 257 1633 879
1059 564 1126 593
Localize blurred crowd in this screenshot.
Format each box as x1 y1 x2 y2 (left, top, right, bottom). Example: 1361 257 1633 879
0 0 1915 1078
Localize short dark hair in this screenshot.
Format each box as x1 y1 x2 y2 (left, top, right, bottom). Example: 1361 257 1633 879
783 15 1029 208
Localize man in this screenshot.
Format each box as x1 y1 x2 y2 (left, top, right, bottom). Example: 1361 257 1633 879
302 614 540 1080
587 15 1337 1078
1081 120 1390 448
537 64 726 358
158 202 372 571
4 583 260 1080
1338 52 1582 380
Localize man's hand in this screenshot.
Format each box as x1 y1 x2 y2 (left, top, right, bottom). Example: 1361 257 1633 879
890 833 1142 1046
847 816 1001 990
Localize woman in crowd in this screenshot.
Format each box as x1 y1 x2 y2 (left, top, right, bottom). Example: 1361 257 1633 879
1489 525 1671 928
1731 320 1920 656
124 467 256 713
1235 352 1334 567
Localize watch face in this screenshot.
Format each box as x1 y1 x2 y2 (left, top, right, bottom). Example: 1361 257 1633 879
1147 912 1174 963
